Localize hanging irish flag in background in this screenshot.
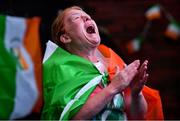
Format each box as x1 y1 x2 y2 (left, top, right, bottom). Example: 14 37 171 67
145 4 161 20
165 21 180 40
0 15 42 119
126 37 143 54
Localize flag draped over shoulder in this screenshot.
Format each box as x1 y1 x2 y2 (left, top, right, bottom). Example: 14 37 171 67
42 41 164 120
42 41 103 120
0 15 42 119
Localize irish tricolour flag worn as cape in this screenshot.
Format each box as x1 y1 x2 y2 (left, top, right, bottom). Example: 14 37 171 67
42 41 164 120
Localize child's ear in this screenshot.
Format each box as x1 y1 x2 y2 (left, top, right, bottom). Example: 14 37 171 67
60 34 71 43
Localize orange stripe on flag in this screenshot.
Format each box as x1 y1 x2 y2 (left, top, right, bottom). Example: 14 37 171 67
24 17 43 113
146 12 161 20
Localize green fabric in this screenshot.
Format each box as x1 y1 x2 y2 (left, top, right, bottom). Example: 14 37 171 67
41 47 101 120
93 93 125 120
0 15 16 119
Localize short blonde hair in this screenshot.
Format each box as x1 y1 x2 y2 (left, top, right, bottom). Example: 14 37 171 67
51 6 82 47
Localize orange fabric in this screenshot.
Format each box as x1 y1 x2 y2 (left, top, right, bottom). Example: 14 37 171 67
98 44 164 120
165 29 178 40
98 44 125 81
146 12 161 20
24 17 43 113
143 86 164 120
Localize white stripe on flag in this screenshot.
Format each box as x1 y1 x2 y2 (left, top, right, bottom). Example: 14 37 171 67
101 110 111 121
43 40 58 63
4 16 25 51
4 16 38 119
59 75 103 120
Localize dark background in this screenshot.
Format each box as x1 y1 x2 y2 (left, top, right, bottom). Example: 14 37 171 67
1 0 180 119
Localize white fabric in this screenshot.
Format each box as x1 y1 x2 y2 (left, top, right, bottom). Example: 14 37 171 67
93 61 106 75
43 40 58 63
59 75 103 120
167 23 180 34
101 110 111 121
146 5 160 16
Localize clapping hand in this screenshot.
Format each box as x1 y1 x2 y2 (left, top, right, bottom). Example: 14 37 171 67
130 60 149 96
110 60 140 93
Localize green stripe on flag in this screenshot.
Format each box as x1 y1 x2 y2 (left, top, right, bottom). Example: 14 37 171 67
0 15 16 119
